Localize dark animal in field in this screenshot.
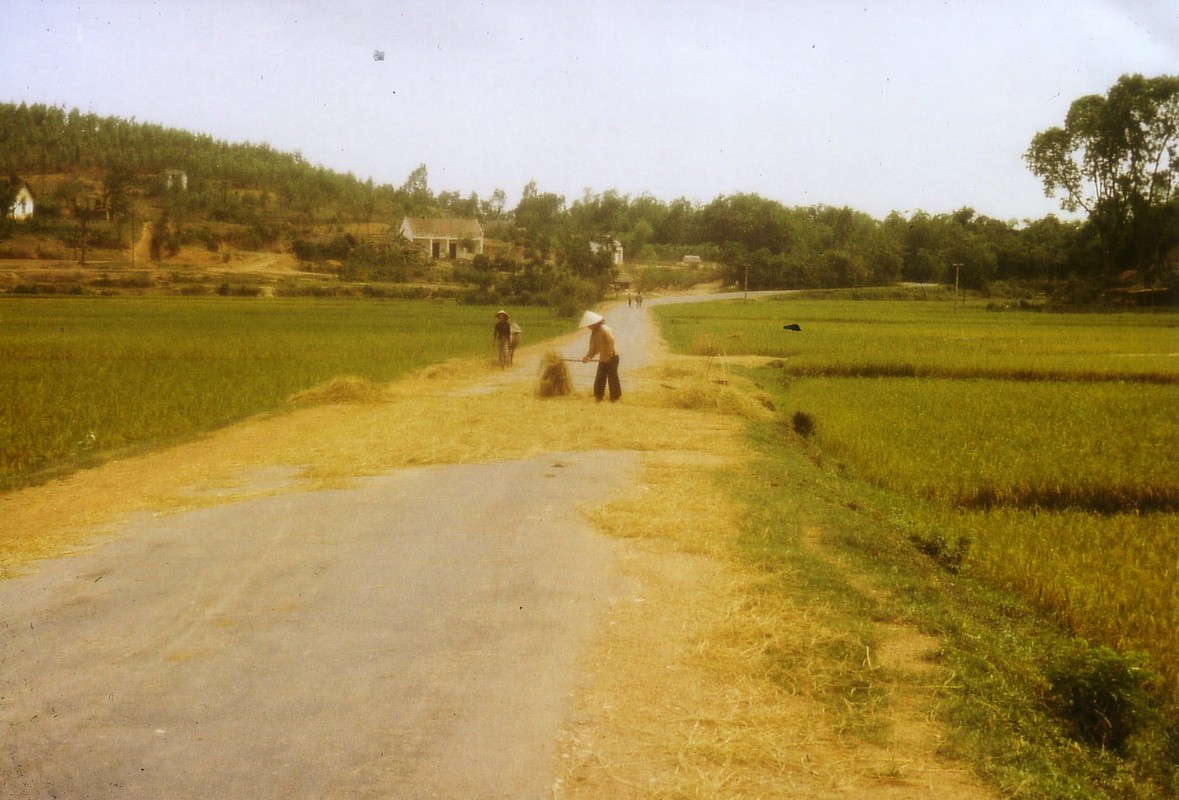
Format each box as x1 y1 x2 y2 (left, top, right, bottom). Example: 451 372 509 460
782 323 802 331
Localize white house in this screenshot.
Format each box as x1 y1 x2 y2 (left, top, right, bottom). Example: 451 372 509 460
590 238 624 266
5 183 34 221
163 169 188 191
399 217 484 259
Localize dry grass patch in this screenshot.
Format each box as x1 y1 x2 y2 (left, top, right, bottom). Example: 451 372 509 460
557 453 987 798
287 375 387 406
557 443 994 798
0 356 745 575
653 359 776 421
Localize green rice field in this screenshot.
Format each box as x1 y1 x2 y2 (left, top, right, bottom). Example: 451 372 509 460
0 296 571 490
656 296 1179 691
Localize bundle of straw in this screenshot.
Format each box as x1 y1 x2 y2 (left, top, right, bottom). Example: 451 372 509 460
536 350 573 397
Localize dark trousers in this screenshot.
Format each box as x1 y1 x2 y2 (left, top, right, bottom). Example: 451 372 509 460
594 354 622 402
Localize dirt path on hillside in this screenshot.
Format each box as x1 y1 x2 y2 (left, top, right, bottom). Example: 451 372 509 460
0 292 996 799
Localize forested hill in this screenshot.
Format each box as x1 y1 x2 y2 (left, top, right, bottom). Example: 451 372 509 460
0 101 445 226
2 80 1175 302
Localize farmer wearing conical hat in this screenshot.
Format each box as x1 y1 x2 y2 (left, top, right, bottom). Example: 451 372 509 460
579 310 621 402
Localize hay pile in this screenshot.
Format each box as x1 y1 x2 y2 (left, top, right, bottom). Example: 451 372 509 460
536 350 573 397
656 362 776 420
288 376 386 406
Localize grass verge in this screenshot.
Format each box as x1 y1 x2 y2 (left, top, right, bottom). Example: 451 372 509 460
732 370 1178 799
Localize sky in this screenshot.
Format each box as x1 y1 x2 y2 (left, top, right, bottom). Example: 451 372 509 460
2 0 1177 222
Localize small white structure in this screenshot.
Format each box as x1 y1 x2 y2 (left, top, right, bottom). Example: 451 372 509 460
163 169 188 191
590 238 624 266
399 217 484 259
7 184 34 221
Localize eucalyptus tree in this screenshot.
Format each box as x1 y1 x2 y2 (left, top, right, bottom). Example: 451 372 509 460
512 180 566 260
1025 74 1179 282
53 177 105 265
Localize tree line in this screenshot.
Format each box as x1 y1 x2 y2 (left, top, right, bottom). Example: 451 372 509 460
2 73 1175 302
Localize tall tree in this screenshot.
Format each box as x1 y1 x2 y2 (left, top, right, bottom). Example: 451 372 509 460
399 163 432 208
54 177 104 265
512 182 565 259
1025 74 1179 282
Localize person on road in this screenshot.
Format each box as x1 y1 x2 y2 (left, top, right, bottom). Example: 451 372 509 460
579 310 621 402
493 310 513 368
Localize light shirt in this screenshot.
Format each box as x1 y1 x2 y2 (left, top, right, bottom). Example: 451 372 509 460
585 323 617 361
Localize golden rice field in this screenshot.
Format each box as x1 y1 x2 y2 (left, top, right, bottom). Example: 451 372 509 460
656 296 1179 691
0 296 572 490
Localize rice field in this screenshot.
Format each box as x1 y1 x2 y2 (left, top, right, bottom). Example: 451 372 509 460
655 296 1179 690
663 297 1179 381
793 377 1177 513
0 296 572 490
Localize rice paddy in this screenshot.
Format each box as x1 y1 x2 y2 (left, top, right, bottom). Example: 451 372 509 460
0 296 573 490
656 296 1179 693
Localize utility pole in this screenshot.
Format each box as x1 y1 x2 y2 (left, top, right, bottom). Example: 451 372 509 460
953 262 963 309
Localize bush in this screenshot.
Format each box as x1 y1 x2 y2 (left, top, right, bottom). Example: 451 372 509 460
1046 641 1156 751
907 528 970 573
792 410 815 437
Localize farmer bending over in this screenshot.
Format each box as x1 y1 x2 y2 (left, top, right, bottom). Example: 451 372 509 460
580 310 622 402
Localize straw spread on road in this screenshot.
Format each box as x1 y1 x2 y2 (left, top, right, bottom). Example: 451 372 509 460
0 295 995 798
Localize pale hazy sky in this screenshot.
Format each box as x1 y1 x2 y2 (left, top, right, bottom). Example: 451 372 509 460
3 0 1176 221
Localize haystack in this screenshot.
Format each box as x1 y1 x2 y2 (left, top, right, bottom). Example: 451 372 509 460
288 376 385 406
536 350 573 397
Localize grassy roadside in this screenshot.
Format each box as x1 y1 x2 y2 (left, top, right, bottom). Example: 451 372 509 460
649 294 1177 796
728 366 1177 798
555 362 1002 797
558 357 1173 797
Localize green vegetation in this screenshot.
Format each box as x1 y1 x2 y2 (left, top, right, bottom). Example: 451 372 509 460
665 293 1179 380
1025 74 1179 287
0 297 573 490
657 295 1178 796
4 73 1177 305
727 435 1177 797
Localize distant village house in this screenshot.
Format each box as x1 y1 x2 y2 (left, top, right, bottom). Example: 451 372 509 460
590 238 624 266
4 180 34 221
163 169 188 191
399 217 484 259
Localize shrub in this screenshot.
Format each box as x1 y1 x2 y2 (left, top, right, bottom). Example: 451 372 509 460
1046 641 1156 751
907 528 970 572
792 410 815 437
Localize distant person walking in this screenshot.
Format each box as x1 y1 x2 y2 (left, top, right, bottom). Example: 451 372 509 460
579 310 621 402
493 310 513 368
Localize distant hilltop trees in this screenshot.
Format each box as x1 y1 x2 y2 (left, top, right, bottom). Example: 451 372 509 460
2 75 1175 302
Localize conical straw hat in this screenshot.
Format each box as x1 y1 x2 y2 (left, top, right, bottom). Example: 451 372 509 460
579 310 604 328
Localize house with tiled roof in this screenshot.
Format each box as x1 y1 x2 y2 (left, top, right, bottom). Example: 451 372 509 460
399 217 484 260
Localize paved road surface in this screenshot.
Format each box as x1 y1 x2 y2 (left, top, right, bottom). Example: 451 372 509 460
1 458 640 798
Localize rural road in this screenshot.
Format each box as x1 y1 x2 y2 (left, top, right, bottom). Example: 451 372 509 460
0 291 771 799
